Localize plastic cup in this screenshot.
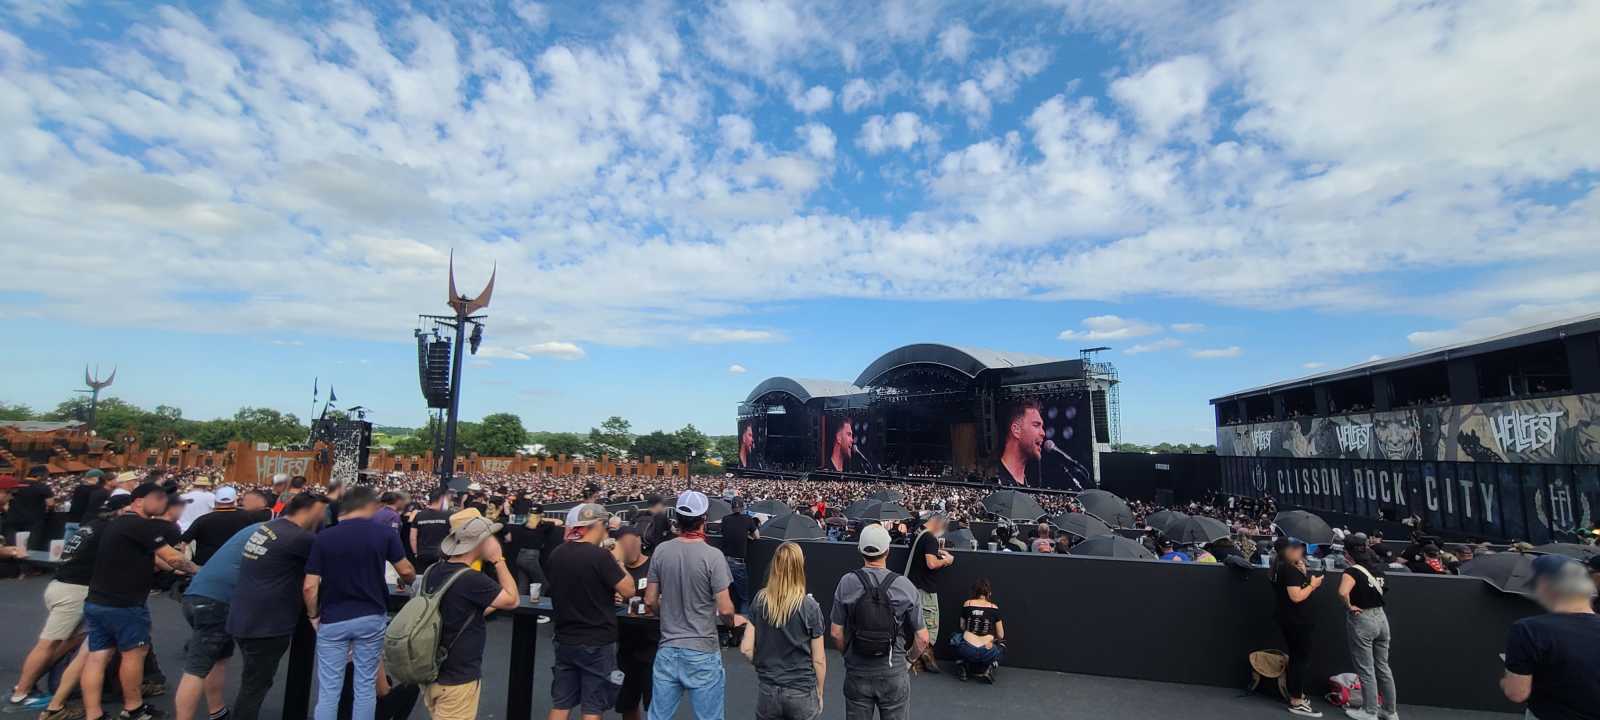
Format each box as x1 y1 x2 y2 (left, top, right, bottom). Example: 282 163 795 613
14 532 29 551
49 539 64 561
528 583 542 602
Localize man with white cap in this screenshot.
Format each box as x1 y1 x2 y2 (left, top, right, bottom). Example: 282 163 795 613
416 505 519 720
546 503 635 720
828 523 929 720
644 491 738 720
178 476 217 532
181 487 261 566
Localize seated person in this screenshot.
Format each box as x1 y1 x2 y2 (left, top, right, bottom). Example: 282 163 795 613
993 524 1026 552
950 579 1005 682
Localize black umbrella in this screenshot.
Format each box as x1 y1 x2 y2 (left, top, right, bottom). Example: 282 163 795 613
1165 515 1232 545
759 511 824 540
1532 543 1600 561
1144 509 1187 534
844 499 912 522
945 527 978 550
1068 535 1156 560
750 499 790 516
702 498 734 521
1077 490 1134 529
1272 510 1334 545
1048 512 1113 540
1460 553 1537 596
867 489 905 503
982 490 1047 521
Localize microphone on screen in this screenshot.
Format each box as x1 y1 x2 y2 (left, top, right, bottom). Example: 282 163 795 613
1042 440 1090 490
853 447 881 475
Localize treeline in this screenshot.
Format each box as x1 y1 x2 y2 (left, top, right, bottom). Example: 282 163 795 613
0 398 309 450
1112 441 1217 454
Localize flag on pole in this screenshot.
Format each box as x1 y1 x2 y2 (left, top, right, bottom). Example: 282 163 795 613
313 377 319 402
328 386 337 406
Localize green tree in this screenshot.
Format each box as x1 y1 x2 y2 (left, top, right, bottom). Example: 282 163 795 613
532 431 587 458
475 413 529 456
711 434 738 463
629 430 683 462
587 416 633 458
392 433 433 455
231 407 308 447
0 402 35 421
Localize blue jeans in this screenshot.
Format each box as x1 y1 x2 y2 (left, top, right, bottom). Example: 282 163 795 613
951 635 1003 666
313 615 386 720
726 558 749 614
648 647 724 720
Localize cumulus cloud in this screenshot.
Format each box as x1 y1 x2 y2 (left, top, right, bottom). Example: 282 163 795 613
1108 55 1216 139
728 363 748 374
510 0 549 30
1125 338 1182 354
1190 346 1243 359
1170 323 1205 333
1057 315 1161 341
857 112 935 154
478 345 531 360
797 123 837 160
840 78 875 112
790 84 833 113
937 23 974 62
520 341 586 360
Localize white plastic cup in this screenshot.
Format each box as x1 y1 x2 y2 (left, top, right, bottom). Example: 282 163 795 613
528 583 542 601
49 539 64 561
985 541 997 551
14 532 29 551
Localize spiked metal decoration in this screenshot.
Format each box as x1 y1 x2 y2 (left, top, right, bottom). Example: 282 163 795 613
422 250 495 492
447 250 496 318
78 364 117 433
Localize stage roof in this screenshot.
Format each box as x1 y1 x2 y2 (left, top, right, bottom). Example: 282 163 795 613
1211 310 1600 403
853 343 1062 387
744 377 864 404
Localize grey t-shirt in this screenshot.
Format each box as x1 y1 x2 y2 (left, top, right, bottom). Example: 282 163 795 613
648 538 733 653
750 593 825 690
829 566 923 676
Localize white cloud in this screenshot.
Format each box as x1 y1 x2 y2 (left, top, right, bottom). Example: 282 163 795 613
790 84 833 114
478 345 531 360
1366 354 1384 362
840 78 875 112
727 363 748 374
1190 346 1243 359
688 328 783 343
519 341 586 360
1125 338 1182 354
1057 315 1161 341
937 23 974 62
718 114 755 151
797 123 837 160
510 0 549 31
1302 361 1326 369
1170 323 1205 333
270 339 304 346
856 112 934 154
1405 301 1598 349
1108 55 1217 139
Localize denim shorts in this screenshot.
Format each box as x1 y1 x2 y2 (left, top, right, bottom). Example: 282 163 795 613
551 642 621 714
84 602 151 652
181 596 235 676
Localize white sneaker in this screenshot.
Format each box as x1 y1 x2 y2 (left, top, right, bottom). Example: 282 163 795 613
1345 709 1378 720
1289 701 1324 718
536 615 551 624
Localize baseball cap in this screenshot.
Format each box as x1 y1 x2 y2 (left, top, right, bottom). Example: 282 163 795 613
131 482 168 499
1531 553 1576 579
103 494 134 513
1345 532 1370 548
271 473 290 486
858 523 892 556
567 503 611 528
214 487 238 504
84 469 106 479
675 491 710 518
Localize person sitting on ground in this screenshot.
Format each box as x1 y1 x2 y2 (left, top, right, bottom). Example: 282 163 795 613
739 541 826 720
951 579 1005 683
1500 555 1600 719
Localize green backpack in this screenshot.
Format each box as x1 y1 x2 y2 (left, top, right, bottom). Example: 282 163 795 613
383 566 470 686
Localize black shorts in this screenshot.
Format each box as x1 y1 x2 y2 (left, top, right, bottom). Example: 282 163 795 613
181 596 234 677
551 642 621 714
615 651 655 712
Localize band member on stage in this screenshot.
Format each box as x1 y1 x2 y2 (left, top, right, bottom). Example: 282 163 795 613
739 422 757 469
998 400 1043 486
826 417 858 473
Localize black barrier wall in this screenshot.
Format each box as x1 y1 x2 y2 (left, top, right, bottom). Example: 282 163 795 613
746 538 1535 713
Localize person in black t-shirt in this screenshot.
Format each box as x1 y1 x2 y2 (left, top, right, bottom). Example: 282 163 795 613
1336 534 1396 719
226 492 327 720
501 505 562 605
417 512 519 719
905 512 953 674
32 495 135 720
1501 556 1600 720
613 526 656 720
953 578 1005 683
180 487 266 565
1271 538 1324 718
81 483 197 720
68 470 109 524
719 499 760 613
546 503 633 719
410 490 452 572
5 467 54 550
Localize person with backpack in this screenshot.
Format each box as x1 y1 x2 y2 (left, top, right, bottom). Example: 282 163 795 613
387 509 519 720
739 541 826 720
644 491 736 720
828 523 929 720
1337 534 1396 720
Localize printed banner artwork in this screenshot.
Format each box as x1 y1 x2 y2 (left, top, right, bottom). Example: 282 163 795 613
1217 393 1600 464
253 454 311 482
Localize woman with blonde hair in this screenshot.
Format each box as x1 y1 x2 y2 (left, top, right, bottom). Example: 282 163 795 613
739 541 826 719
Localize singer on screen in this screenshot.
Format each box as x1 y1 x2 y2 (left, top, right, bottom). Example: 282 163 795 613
738 421 758 468
826 416 862 473
998 399 1044 486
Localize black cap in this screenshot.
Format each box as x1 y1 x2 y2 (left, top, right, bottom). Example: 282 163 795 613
103 494 134 513
528 503 543 513
27 466 48 478
131 482 168 499
616 525 642 539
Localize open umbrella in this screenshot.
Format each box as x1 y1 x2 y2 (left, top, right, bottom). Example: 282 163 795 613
867 489 905 503
1068 535 1156 560
758 511 824 540
1272 510 1334 545
702 498 734 521
1144 510 1187 534
1164 515 1232 545
1460 553 1537 596
982 490 1047 521
1048 512 1113 540
750 499 790 516
1077 490 1134 528
844 499 912 522
1531 543 1600 561
945 527 978 550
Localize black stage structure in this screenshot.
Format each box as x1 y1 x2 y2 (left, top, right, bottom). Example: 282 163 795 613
1213 311 1600 543
737 343 1119 489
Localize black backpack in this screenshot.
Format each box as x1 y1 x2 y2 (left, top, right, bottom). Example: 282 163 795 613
847 569 899 658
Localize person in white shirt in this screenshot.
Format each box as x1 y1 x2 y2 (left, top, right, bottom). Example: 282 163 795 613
177 476 218 532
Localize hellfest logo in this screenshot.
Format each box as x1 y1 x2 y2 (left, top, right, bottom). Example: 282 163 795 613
1490 408 1564 454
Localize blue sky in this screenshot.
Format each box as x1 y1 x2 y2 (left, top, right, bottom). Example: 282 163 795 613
1 1 1597 443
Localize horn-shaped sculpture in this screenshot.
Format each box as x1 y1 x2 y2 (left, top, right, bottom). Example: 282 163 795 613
447 250 495 318
85 365 116 391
